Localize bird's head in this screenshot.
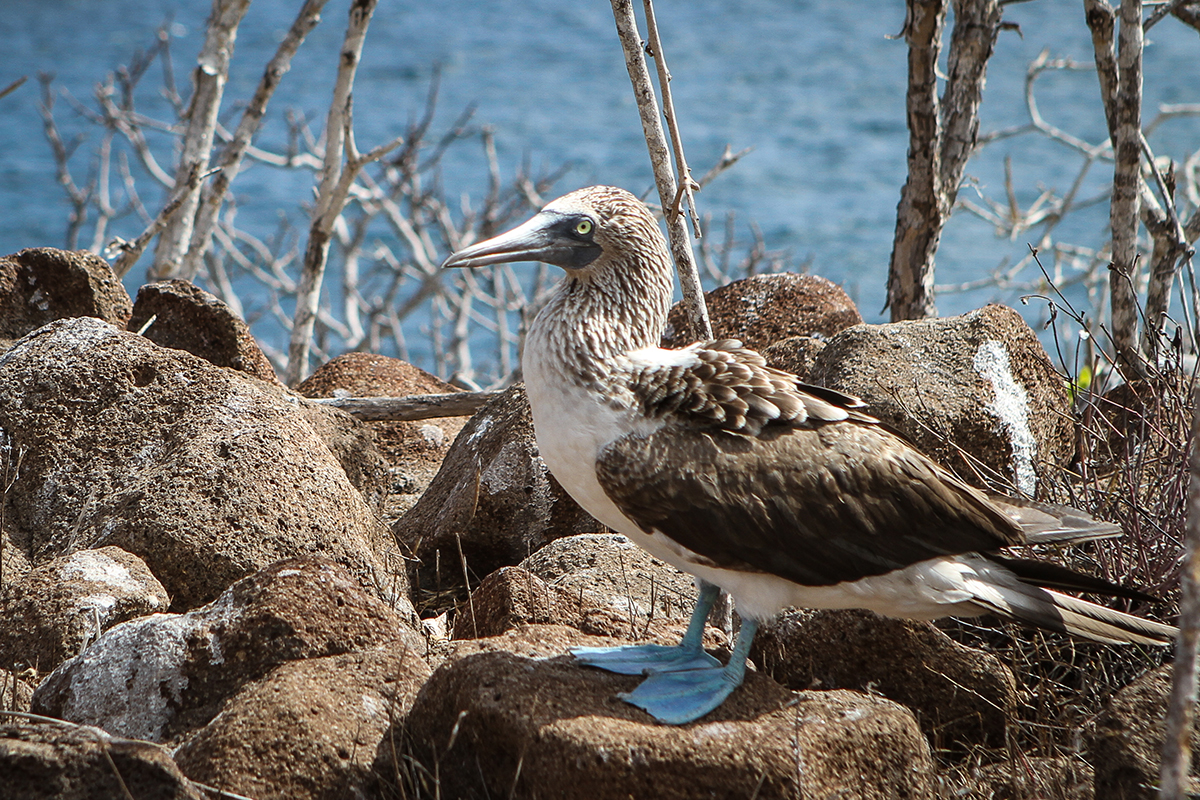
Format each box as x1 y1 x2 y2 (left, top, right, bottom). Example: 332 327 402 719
441 186 670 286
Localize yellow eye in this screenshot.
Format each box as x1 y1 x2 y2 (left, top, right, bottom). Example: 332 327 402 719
574 219 593 236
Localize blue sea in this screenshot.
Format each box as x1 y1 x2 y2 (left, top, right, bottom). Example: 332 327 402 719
2 0 1197 372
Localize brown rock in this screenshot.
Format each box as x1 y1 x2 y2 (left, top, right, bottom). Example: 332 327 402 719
128 280 278 383
1090 664 1200 799
394 383 601 590
662 273 861 349
0 317 405 611
0 546 169 675
519 533 699 624
174 646 431 800
809 304 1073 494
962 755 1093 800
33 556 424 744
396 624 934 800
753 609 1017 750
298 352 467 520
0 718 203 800
0 247 132 356
761 334 828 381
292 400 391 516
1 669 35 713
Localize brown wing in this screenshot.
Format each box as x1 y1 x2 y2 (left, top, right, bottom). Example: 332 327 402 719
596 418 1024 587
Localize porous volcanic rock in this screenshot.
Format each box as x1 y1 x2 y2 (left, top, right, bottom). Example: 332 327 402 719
32 556 424 744
174 646 431 800
297 352 467 520
519 533 699 624
0 718 203 800
0 317 405 611
0 546 169 675
393 383 601 590
0 247 131 356
808 304 1073 494
662 273 861 349
396 624 934 800
761 334 828 381
448 566 716 649
1090 664 1200 799
753 609 1017 750
128 280 278 383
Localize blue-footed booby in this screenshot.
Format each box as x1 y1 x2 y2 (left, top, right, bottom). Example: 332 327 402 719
441 185 1175 725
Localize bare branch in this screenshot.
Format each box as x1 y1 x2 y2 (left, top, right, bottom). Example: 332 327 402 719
1160 397 1200 799
609 0 711 341
150 0 252 280
309 391 502 421
180 0 329 281
286 0 383 387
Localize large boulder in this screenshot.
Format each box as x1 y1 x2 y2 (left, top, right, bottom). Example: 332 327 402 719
0 718 203 800
298 352 467 520
0 247 132 357
393 625 934 800
393 383 601 590
0 317 405 611
752 609 1017 750
0 546 169 676
128 280 278 383
173 646 431 800
808 304 1073 495
662 273 861 349
33 556 425 745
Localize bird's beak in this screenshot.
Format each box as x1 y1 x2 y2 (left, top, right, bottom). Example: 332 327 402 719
441 211 598 270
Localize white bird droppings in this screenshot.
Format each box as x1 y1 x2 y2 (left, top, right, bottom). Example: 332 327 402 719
973 340 1037 496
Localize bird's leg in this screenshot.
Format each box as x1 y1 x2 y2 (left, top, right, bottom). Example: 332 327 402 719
618 616 760 725
568 581 722 675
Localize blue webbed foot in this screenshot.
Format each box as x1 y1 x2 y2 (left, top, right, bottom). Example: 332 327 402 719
569 643 720 675
618 664 745 725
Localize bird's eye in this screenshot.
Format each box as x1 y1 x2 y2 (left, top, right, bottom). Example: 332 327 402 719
574 219 593 236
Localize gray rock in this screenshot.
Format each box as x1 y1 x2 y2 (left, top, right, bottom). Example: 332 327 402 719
0 317 406 611
809 304 1073 494
393 383 601 590
32 556 425 744
396 624 934 800
0 546 169 675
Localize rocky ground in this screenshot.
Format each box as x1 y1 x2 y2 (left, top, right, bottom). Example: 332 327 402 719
0 248 1190 799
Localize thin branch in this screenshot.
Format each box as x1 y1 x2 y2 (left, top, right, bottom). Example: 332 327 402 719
180 0 329 280
609 0 711 341
150 0 252 279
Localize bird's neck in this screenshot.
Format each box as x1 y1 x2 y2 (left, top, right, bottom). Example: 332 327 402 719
529 264 674 390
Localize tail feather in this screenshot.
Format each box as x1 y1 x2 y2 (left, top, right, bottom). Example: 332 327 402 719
987 493 1124 545
971 580 1176 647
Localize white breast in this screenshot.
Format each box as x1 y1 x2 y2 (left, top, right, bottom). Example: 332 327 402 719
522 339 693 569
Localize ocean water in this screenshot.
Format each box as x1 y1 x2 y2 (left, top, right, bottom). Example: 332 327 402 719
1 0 1197 367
